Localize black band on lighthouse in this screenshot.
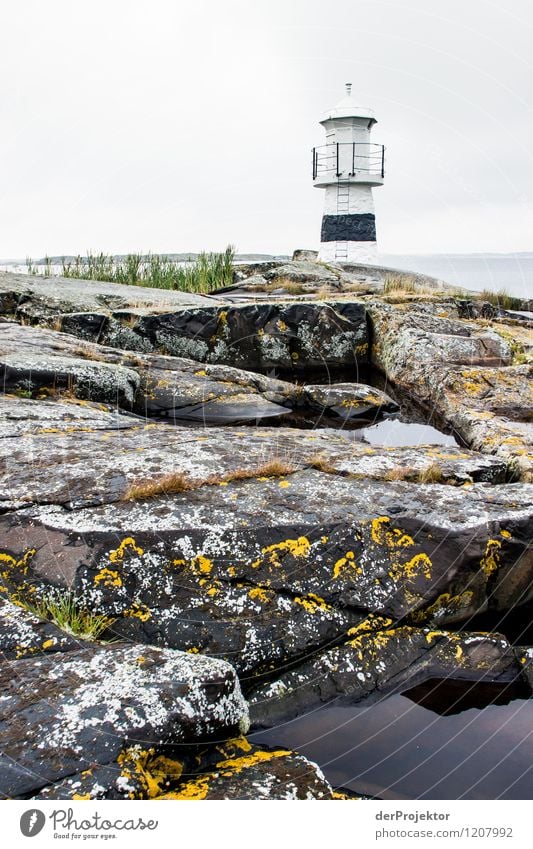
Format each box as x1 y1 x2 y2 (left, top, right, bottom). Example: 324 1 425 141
320 213 376 242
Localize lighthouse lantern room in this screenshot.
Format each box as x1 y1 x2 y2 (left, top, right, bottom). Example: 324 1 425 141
313 84 385 263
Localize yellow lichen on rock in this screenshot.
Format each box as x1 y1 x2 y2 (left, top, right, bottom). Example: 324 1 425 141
117 747 183 799
123 602 151 622
261 536 311 564
480 538 502 577
370 517 414 549
248 587 272 604
109 537 144 563
293 593 330 613
332 551 362 580
94 568 123 588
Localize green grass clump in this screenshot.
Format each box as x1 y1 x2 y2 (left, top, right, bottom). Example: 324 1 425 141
478 288 523 311
62 247 235 292
26 246 235 294
26 589 115 641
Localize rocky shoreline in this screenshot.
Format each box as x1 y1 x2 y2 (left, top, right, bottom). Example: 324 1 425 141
0 259 532 800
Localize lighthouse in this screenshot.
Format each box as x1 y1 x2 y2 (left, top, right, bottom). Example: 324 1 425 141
312 84 385 263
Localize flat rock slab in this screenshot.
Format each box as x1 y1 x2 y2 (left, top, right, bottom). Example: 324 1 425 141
0 271 218 313
0 395 137 438
0 642 248 798
249 623 526 728
0 396 508 510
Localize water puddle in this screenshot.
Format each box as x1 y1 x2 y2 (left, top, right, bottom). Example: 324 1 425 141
159 365 459 448
360 418 457 447
251 681 533 799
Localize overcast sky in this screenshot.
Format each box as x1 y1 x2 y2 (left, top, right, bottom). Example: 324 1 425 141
1 0 532 258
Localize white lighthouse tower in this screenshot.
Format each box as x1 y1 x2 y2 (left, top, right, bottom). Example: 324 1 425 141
313 84 385 263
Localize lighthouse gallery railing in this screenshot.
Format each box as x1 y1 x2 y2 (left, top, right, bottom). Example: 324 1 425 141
312 142 385 180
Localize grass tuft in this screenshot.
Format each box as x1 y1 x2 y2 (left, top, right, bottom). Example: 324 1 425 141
256 279 307 295
382 275 439 300
124 472 193 501
478 289 523 311
307 453 339 474
418 463 444 484
384 465 417 481
25 589 115 641
123 459 298 501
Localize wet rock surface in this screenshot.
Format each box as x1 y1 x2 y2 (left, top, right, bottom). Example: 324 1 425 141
248 622 523 728
1 260 532 800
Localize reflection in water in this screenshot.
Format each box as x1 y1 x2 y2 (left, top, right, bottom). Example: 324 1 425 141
360 417 457 447
251 691 533 800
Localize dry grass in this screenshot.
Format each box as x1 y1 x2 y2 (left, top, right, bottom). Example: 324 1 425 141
478 288 523 311
314 286 336 300
307 453 339 474
119 314 140 328
215 458 298 483
123 458 298 501
124 471 193 501
384 465 417 481
382 274 441 301
258 278 307 295
71 346 104 361
418 463 444 484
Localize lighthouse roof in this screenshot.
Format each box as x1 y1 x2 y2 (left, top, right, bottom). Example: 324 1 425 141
320 84 376 124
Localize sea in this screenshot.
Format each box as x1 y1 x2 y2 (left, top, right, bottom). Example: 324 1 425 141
378 253 533 300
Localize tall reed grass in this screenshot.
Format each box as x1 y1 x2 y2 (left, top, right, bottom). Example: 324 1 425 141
26 246 235 294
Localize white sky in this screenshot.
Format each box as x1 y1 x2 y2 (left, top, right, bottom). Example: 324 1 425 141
1 0 532 257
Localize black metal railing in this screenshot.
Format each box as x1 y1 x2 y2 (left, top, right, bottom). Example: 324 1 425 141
312 142 384 180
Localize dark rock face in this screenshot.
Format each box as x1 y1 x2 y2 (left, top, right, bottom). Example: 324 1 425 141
0 643 248 798
103 301 368 370
160 745 334 800
2 462 532 667
0 322 380 425
248 625 525 729
0 322 298 422
0 273 369 369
